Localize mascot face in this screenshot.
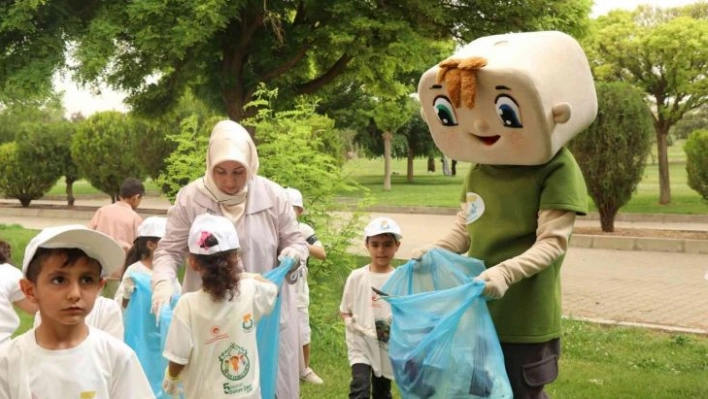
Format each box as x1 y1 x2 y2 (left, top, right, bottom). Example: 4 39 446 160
418 31 597 166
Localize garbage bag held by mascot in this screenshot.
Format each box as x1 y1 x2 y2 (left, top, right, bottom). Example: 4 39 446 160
416 30 597 397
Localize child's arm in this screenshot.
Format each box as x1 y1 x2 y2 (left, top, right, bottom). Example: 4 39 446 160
162 362 185 396
308 243 326 261
168 362 185 379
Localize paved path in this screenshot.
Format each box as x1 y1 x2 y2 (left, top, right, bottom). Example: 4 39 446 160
1 198 707 333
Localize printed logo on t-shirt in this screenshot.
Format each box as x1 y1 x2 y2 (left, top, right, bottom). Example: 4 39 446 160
206 325 230 345
242 313 254 333
465 192 485 224
219 343 252 394
80 392 96 399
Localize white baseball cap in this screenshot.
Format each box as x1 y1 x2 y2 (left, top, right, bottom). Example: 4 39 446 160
188 213 240 255
364 217 403 241
22 225 125 278
137 216 167 239
284 187 304 210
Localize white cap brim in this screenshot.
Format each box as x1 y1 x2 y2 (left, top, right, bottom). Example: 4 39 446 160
23 225 125 277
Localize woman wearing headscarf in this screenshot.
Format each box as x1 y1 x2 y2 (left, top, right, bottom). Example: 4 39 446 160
151 120 308 398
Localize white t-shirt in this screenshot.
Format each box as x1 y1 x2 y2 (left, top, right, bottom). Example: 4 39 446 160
339 265 394 379
295 222 323 309
34 296 124 341
163 277 278 399
0 326 153 398
114 261 181 306
0 264 24 345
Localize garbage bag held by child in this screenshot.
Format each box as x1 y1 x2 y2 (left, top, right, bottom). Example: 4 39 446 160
381 248 512 399
258 258 295 399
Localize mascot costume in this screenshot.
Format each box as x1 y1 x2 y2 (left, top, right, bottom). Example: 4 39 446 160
413 31 597 397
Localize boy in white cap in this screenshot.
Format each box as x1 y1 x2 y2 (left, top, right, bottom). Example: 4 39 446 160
162 213 278 399
340 217 402 399
284 187 327 385
0 225 153 398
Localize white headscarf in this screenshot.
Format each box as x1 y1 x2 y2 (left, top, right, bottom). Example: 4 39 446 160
197 120 259 222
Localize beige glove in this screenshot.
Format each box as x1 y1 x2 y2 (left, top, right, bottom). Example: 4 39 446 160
477 209 575 299
162 367 181 396
411 205 471 260
151 279 174 325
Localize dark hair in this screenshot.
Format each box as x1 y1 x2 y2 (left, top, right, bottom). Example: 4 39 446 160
25 248 101 283
365 233 400 245
121 236 160 278
192 250 240 302
0 240 11 264
120 177 145 199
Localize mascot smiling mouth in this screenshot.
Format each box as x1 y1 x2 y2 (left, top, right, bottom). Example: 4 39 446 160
472 134 501 146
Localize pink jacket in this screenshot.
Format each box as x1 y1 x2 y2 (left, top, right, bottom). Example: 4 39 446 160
152 175 307 398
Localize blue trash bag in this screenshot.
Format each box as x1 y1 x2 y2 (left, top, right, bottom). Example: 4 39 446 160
381 248 512 399
123 272 182 398
257 258 295 399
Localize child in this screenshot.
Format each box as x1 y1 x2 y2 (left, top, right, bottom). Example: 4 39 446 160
89 177 145 298
284 187 327 385
340 217 402 399
0 240 37 346
115 216 181 309
162 213 278 399
0 225 154 398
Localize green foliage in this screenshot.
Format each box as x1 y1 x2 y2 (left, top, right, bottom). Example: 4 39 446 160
0 142 60 207
684 129 708 201
568 82 654 231
155 114 220 201
671 106 708 140
70 111 145 201
243 87 370 293
0 98 65 144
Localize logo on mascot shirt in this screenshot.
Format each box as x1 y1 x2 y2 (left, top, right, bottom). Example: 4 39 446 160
219 343 251 382
465 192 485 224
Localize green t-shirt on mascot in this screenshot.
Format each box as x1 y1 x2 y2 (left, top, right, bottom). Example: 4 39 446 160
415 30 598 397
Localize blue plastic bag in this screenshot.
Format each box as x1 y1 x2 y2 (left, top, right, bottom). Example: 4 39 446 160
123 272 181 398
257 258 295 399
381 248 512 399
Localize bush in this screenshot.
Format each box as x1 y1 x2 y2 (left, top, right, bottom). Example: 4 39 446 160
0 142 60 207
569 82 654 231
71 111 146 201
684 129 708 201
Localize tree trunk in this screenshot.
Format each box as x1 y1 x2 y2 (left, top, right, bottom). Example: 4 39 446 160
20 198 31 208
66 177 76 207
383 131 392 191
441 157 450 176
427 156 436 173
451 160 457 176
599 205 616 232
406 147 414 183
656 129 671 205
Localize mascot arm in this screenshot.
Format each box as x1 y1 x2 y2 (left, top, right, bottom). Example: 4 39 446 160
477 209 575 299
434 204 472 254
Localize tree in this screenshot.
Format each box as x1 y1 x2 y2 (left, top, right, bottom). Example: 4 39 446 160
0 98 65 144
16 121 80 206
671 106 708 140
569 82 654 232
684 129 708 201
71 111 145 201
0 142 60 207
585 5 708 204
1 1 592 127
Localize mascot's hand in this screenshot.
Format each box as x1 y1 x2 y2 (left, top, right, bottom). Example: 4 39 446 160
476 266 510 300
411 244 437 261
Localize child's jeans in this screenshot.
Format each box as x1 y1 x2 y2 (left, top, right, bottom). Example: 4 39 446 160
349 363 392 399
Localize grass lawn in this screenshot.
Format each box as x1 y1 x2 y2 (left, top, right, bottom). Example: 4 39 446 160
4 224 708 398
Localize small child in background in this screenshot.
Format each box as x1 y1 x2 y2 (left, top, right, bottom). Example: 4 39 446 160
115 216 181 309
162 213 278 399
340 217 402 399
284 187 327 385
0 240 37 347
0 225 153 398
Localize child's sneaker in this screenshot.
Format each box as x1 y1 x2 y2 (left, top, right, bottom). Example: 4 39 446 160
300 368 324 384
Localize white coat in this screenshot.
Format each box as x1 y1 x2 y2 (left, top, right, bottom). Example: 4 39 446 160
153 175 308 399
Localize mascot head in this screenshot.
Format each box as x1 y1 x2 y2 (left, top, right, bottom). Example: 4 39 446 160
418 31 597 165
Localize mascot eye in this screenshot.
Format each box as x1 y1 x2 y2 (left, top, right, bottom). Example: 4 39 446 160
433 96 458 126
495 95 523 128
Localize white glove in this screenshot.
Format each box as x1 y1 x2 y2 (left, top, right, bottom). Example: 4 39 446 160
476 267 510 300
278 245 303 265
151 279 174 324
344 316 377 339
162 367 181 396
122 276 135 300
411 244 437 260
